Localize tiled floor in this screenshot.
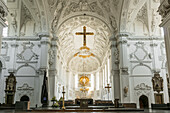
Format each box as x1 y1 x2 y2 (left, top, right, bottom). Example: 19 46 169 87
0 109 170 113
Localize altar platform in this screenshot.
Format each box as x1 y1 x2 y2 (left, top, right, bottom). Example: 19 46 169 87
32 106 144 112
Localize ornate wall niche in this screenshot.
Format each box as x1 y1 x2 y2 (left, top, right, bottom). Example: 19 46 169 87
134 83 152 107
16 83 34 103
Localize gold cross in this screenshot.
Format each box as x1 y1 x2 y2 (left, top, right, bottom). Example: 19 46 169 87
105 84 111 93
76 26 94 47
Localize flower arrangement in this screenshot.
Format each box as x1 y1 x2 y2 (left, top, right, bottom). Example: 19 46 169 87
51 96 59 107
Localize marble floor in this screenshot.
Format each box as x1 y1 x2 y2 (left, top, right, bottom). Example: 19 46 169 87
0 109 170 113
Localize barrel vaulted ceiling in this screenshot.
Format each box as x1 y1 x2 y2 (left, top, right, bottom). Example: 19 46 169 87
7 0 161 73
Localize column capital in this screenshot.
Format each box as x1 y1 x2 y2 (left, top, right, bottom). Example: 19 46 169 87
109 35 116 41
117 33 129 45
120 67 129 75
118 32 129 37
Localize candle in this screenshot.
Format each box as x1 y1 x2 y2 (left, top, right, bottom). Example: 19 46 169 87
63 86 64 91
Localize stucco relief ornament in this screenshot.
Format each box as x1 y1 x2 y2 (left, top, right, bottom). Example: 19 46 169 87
134 83 151 96
10 11 17 33
17 83 34 96
48 49 55 66
152 72 163 93
158 0 170 19
99 0 110 12
51 0 66 32
63 0 104 18
0 6 6 20
16 42 38 61
124 87 128 97
109 15 118 34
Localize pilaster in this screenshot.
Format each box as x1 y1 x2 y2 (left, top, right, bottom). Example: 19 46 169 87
159 0 170 91
109 35 121 101
118 33 130 103
39 33 50 70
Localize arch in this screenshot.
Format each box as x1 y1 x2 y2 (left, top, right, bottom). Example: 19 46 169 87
132 64 152 75
56 13 112 34
139 95 149 109
20 95 30 101
16 65 36 75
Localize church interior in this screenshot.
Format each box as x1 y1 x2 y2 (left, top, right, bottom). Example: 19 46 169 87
1 0 170 112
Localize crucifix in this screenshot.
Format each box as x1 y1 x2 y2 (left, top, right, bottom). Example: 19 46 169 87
105 83 111 101
75 26 94 47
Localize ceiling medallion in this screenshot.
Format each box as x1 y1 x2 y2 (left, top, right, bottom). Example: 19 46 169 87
74 26 95 58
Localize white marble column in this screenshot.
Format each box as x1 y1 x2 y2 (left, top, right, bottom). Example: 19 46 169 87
38 33 50 106
48 38 57 105
72 73 76 99
8 41 18 73
103 68 106 87
118 33 130 103
65 70 70 100
99 69 103 99
39 33 50 70
109 35 121 101
159 1 170 91
93 73 97 100
105 62 108 84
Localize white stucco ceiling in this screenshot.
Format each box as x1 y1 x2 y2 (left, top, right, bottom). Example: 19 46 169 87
57 15 111 73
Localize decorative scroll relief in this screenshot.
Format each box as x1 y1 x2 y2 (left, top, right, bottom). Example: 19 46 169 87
48 49 55 66
0 2 8 22
17 83 34 99
17 42 38 61
134 83 151 96
136 3 148 26
158 0 170 20
1 42 8 56
159 42 166 68
63 0 104 18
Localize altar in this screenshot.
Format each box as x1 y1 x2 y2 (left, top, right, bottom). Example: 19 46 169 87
75 98 93 109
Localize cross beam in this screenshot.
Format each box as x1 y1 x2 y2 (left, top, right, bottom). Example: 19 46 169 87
105 83 111 93
105 83 111 101
76 26 94 47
